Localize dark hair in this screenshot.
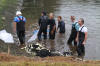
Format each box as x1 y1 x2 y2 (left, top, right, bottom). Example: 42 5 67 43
42 11 47 16
80 18 84 24
58 16 62 19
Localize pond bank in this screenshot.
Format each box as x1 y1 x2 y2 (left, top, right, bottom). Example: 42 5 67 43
0 0 32 57
0 53 100 66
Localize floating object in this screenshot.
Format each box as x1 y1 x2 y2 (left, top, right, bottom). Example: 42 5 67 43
0 30 14 43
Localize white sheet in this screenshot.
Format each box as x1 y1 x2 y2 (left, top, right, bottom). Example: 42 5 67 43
0 30 14 43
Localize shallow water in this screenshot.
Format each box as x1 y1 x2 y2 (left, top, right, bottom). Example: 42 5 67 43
21 0 100 60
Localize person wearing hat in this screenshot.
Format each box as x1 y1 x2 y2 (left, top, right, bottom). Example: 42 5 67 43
38 11 48 41
13 11 26 48
76 18 88 58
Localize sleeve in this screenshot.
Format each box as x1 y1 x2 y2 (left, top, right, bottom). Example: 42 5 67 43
54 20 56 25
47 19 50 25
58 22 60 28
14 17 18 22
83 27 88 32
38 18 41 26
75 23 80 31
23 17 26 22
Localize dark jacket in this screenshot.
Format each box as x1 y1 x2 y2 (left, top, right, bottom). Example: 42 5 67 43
38 16 48 30
58 21 65 33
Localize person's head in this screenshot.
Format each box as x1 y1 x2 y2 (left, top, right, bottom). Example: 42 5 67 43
41 11 47 16
70 16 75 22
49 13 54 19
78 18 84 26
16 11 22 16
57 16 62 22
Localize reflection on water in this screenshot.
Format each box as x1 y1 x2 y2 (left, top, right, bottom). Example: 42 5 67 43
22 0 100 60
22 0 59 29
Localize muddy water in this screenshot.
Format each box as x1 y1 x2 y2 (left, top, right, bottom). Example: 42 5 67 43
22 0 100 60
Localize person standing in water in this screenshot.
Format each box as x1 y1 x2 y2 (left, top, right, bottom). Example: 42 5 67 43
57 16 65 34
13 11 26 48
67 16 80 53
76 18 88 58
38 12 48 41
48 13 56 40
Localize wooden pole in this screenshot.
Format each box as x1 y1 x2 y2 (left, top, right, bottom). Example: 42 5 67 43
7 44 10 55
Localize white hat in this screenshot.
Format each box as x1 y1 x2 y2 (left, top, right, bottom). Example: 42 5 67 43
16 11 22 15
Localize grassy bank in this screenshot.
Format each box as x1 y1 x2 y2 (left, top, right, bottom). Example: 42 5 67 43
0 62 99 66
0 53 100 66
0 0 17 30
0 59 100 66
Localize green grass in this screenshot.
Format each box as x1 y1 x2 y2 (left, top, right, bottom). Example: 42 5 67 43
0 0 4 30
0 0 7 30
0 0 17 30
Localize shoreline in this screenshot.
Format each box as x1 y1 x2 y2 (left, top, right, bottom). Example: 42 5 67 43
0 0 100 63
0 53 100 66
0 0 32 57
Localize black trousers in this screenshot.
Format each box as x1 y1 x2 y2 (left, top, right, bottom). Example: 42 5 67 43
17 30 25 44
38 28 47 40
67 31 77 46
77 41 85 57
49 31 56 40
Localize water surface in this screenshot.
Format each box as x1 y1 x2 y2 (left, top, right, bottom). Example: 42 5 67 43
22 0 100 60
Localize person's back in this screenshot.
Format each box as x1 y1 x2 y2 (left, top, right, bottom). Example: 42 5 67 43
13 11 26 48
38 12 48 40
59 21 65 33
39 15 48 29
14 16 26 31
57 16 65 34
72 21 79 33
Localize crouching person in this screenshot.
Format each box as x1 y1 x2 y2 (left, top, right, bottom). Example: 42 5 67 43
76 18 88 59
